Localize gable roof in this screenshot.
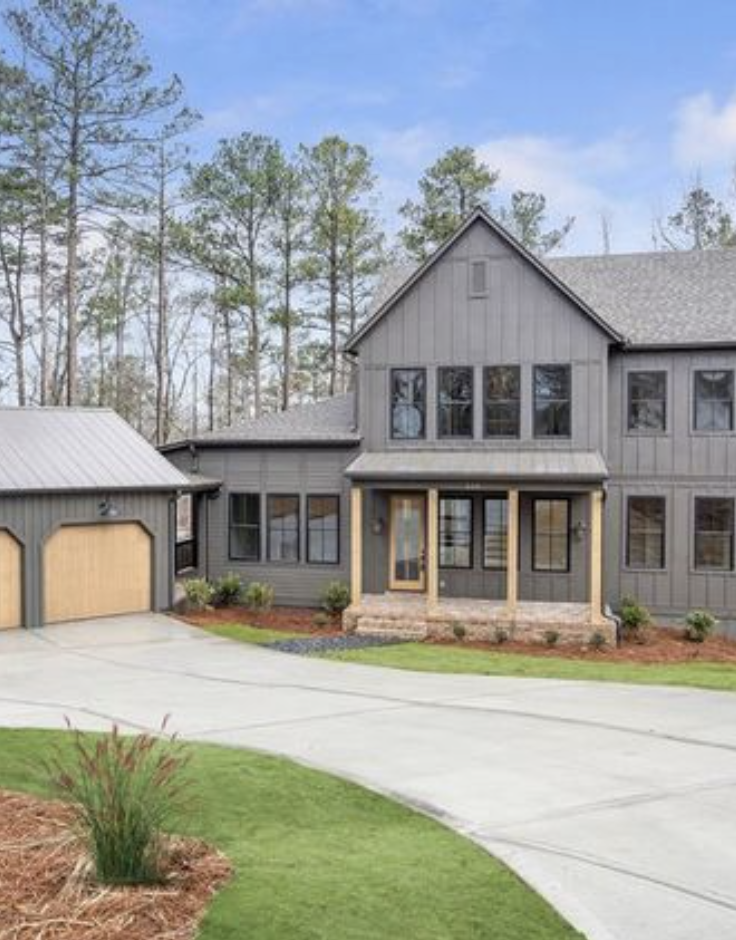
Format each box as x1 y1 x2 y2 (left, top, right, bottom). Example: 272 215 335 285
0 407 188 494
161 393 360 451
345 206 624 353
548 249 736 347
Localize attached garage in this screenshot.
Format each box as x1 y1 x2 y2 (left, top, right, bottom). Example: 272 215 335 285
0 530 22 629
0 407 187 629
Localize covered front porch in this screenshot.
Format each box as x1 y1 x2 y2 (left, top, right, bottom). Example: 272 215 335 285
344 450 616 646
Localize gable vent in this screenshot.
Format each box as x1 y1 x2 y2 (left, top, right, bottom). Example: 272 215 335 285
469 258 488 297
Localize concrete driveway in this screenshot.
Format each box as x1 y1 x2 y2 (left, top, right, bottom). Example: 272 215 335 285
1 615 736 940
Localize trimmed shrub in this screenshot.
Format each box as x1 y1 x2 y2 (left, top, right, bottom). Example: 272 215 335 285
619 595 650 641
543 629 560 648
452 622 467 642
492 627 509 645
684 609 716 643
48 721 190 885
320 581 352 615
212 572 244 607
312 611 331 629
588 630 608 651
183 577 213 611
245 581 275 611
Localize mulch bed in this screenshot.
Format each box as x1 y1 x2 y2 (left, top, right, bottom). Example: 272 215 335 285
437 626 736 665
183 604 341 634
0 789 232 940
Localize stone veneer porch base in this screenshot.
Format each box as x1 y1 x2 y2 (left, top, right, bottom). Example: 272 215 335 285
343 593 618 647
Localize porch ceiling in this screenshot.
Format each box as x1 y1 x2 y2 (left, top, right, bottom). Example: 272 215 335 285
344 449 608 485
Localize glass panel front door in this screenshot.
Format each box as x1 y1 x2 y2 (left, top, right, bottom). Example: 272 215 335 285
390 495 426 590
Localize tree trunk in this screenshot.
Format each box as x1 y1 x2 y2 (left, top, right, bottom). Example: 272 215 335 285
65 120 80 406
207 314 216 431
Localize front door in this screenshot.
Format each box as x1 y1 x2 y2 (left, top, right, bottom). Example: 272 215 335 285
389 494 426 591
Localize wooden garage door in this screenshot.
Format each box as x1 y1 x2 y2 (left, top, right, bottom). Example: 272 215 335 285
0 530 22 630
44 523 152 624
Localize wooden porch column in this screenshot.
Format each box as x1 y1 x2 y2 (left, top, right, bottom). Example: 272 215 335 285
427 488 439 611
590 489 605 625
350 486 363 607
506 489 519 617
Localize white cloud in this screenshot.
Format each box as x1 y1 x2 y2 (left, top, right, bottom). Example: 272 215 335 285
672 89 736 169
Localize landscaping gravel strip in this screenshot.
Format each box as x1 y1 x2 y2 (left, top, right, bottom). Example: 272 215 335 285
264 634 409 655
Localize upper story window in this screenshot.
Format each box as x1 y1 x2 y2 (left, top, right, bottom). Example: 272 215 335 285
390 368 426 440
533 364 571 438
438 367 473 438
694 370 734 432
694 497 734 572
439 496 473 568
483 497 508 570
626 496 666 570
468 258 489 297
307 495 340 565
267 495 300 562
628 371 667 432
484 366 520 438
229 493 261 562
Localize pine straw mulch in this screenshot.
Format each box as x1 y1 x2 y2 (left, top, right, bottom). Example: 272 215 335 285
183 604 341 634
438 626 736 665
0 789 232 940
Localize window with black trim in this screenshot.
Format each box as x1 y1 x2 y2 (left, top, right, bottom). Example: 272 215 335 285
307 495 340 564
175 493 197 572
534 365 571 438
438 367 473 438
694 370 734 432
533 499 569 572
267 495 300 562
483 497 508 569
391 368 426 440
626 496 665 570
694 497 734 571
439 496 473 568
484 366 520 437
229 493 261 561
628 371 667 432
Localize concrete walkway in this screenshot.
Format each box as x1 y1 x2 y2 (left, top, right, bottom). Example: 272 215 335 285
1 614 736 940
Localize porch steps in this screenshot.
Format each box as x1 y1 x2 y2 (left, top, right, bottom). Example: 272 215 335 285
354 617 428 641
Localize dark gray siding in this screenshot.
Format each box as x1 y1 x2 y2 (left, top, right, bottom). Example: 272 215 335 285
0 491 174 628
168 446 356 607
357 219 611 454
606 348 736 616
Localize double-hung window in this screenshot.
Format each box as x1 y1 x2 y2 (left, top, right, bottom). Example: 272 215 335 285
438 367 474 438
229 494 261 561
439 496 473 568
694 497 734 571
626 496 666 570
694 370 734 432
628 371 667 432
484 366 520 437
391 368 426 439
267 495 300 562
307 495 340 564
534 365 571 437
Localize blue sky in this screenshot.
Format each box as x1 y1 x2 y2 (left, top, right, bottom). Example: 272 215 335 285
77 1 736 251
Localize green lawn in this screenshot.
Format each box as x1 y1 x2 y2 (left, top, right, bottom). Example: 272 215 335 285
198 622 303 645
325 642 736 692
0 729 581 940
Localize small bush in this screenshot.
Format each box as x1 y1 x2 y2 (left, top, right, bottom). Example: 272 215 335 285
183 577 213 611
212 572 244 607
588 630 608 651
619 595 650 641
48 720 190 886
452 622 467 642
312 611 331 629
245 581 275 611
320 581 352 615
684 609 717 643
492 627 509 645
543 629 560 648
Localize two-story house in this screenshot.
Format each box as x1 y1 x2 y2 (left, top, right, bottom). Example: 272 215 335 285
163 207 736 643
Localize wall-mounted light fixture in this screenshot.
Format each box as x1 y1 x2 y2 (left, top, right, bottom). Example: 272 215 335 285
99 498 120 519
371 517 385 536
572 520 588 542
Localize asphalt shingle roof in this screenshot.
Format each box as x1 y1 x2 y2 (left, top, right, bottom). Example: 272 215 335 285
0 407 188 494
170 394 359 448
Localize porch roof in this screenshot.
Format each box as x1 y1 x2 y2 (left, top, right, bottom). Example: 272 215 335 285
345 449 608 484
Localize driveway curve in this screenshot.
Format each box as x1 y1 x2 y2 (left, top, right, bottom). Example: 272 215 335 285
1 613 736 940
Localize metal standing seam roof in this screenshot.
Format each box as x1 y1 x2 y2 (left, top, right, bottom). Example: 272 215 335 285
0 407 188 494
162 393 360 450
345 450 609 482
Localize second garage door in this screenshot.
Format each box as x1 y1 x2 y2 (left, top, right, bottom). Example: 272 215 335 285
0 530 22 629
44 523 152 624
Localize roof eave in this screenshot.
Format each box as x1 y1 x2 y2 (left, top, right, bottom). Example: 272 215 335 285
161 437 362 453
